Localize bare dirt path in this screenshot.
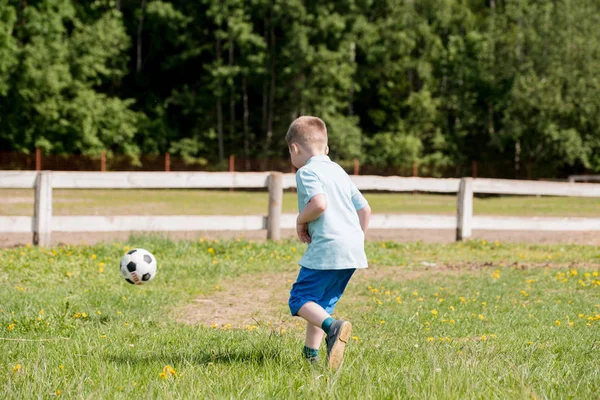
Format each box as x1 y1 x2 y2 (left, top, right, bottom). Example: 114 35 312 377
174 264 495 329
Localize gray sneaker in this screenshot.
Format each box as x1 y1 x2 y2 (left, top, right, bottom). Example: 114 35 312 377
325 320 352 369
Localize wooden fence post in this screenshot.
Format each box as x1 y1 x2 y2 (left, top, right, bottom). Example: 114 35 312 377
33 171 52 247
165 153 170 172
267 172 283 240
353 158 359 175
412 162 418 177
101 151 106 172
229 155 235 192
35 148 41 171
456 177 473 242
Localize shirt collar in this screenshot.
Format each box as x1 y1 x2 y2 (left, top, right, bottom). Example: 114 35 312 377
306 155 330 164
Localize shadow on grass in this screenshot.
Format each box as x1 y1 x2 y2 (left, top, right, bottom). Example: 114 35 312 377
106 347 284 366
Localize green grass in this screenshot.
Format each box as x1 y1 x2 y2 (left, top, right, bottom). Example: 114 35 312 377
2 189 599 217
2 237 600 398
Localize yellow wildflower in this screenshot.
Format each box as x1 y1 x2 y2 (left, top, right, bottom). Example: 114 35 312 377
163 365 176 376
13 364 21 372
555 320 561 326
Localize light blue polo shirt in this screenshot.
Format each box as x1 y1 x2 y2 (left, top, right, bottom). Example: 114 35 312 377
296 155 369 270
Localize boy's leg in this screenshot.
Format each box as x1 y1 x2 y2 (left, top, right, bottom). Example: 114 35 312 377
297 301 330 327
297 300 352 370
289 268 354 368
305 322 325 350
302 323 325 364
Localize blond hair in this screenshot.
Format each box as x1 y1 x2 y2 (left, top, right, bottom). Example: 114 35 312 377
285 116 328 149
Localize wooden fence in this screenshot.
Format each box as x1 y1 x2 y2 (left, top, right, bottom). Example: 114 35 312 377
569 175 600 183
1 171 600 246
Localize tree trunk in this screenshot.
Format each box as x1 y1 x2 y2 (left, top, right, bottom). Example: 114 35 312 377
116 0 122 11
242 76 250 170
229 39 235 146
136 0 148 73
264 25 276 163
488 104 495 135
19 0 27 28
216 35 224 162
261 16 268 137
348 41 356 115
515 138 521 178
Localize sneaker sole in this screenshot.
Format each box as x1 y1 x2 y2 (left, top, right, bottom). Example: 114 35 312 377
327 321 352 370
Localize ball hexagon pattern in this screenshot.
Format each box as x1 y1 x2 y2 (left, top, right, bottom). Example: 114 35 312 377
120 248 157 285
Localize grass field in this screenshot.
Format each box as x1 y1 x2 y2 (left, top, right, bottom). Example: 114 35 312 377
2 237 600 398
2 189 600 217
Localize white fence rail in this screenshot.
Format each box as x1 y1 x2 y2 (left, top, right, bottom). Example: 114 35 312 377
1 171 600 246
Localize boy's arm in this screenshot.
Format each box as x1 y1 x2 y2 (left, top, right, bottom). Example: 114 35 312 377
296 194 327 243
357 203 371 234
297 194 328 224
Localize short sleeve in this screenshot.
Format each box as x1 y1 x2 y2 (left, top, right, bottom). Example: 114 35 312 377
296 168 326 206
350 179 368 210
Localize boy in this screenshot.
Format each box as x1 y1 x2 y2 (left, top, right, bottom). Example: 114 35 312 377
286 116 371 370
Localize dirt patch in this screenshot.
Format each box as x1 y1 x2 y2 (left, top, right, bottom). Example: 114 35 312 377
174 258 600 329
175 265 474 328
3 228 600 248
175 270 298 328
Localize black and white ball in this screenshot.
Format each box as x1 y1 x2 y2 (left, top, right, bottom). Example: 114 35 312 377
120 248 157 285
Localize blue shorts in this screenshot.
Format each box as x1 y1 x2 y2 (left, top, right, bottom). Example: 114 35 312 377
289 267 356 316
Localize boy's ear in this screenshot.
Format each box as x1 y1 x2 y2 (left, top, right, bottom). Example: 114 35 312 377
325 145 329 155
291 143 301 155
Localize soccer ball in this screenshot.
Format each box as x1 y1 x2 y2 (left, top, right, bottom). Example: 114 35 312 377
120 248 157 285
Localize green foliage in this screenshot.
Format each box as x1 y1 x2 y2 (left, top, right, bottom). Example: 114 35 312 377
0 0 142 158
1 0 600 175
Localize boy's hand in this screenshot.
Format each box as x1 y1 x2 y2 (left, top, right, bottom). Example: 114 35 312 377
296 222 311 243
